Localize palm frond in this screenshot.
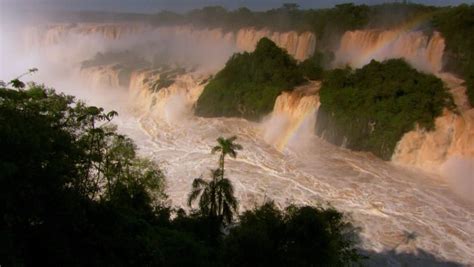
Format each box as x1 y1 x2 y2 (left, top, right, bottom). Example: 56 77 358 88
188 187 203 207
233 143 243 151
228 150 237 158
199 186 211 215
187 177 207 207
222 202 234 224
220 178 238 211
192 177 208 188
217 137 226 145
211 145 222 154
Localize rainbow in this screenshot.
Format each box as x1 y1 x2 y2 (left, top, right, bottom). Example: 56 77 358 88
338 13 437 69
275 105 318 151
273 14 439 151
265 88 320 151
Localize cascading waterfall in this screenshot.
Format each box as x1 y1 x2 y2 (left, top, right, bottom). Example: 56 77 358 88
393 61 473 173
7 22 474 265
334 28 473 173
80 66 122 89
72 24 474 175
393 108 474 168
23 23 151 48
56 23 474 177
128 69 207 123
235 28 316 61
262 82 321 150
24 23 317 61
334 30 445 73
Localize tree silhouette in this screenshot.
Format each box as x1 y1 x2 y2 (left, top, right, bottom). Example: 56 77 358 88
188 136 242 227
187 169 238 225
211 136 242 179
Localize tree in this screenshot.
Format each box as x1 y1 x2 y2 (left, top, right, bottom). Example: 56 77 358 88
299 51 334 80
1 75 365 265
0 80 168 265
433 4 474 106
187 169 238 226
282 3 299 11
316 59 453 159
188 136 242 227
211 136 242 179
195 38 305 120
223 202 363 266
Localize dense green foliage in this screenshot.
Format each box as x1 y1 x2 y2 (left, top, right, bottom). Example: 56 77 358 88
224 202 361 266
0 81 362 265
0 83 172 265
299 51 334 80
316 59 453 160
433 4 474 106
195 38 304 120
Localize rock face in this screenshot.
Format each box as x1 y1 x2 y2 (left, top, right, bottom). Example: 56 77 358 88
335 29 445 73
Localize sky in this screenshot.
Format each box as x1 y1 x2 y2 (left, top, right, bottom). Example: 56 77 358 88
1 0 473 13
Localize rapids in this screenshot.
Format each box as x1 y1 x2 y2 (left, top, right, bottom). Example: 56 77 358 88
1 22 473 265
119 83 474 265
81 69 473 265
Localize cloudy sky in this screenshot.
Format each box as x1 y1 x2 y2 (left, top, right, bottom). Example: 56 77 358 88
1 0 473 13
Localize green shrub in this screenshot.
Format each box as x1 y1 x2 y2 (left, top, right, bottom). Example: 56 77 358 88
195 38 304 121
299 51 334 80
223 202 362 267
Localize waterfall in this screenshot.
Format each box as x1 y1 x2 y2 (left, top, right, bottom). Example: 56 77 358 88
23 24 317 61
80 66 122 89
392 74 474 171
333 28 473 171
235 28 316 61
128 69 207 123
334 30 445 73
23 22 473 173
263 82 321 150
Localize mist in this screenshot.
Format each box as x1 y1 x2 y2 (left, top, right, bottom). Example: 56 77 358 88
0 22 236 91
441 157 474 204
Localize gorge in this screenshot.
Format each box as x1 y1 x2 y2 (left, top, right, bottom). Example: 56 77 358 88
2 6 474 265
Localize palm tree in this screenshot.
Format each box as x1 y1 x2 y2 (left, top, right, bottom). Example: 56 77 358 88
188 169 238 225
211 136 242 179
